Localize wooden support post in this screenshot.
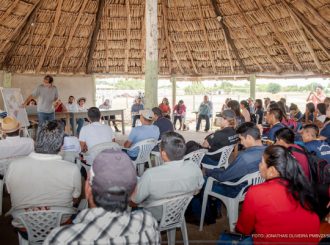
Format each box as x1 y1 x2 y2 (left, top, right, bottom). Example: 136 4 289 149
249 74 256 100
144 0 158 109
171 76 176 115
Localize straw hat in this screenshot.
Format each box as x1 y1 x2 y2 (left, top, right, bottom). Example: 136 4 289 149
1 116 20 133
77 97 86 103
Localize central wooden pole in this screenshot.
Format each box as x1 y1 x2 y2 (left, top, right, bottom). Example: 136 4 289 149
144 0 158 109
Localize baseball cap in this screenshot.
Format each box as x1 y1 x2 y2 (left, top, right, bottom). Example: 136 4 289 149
90 149 137 196
221 109 236 119
139 109 154 120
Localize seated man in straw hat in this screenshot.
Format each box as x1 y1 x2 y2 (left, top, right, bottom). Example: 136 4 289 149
0 116 34 160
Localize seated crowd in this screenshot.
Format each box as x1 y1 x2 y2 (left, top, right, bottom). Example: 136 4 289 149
0 92 329 245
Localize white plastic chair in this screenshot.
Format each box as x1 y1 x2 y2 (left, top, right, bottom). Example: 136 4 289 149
11 207 76 245
183 149 208 167
143 194 193 245
201 145 235 170
129 138 157 176
78 142 122 171
199 171 264 232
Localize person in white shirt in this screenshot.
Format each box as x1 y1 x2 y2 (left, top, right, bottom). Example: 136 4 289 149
0 116 34 160
79 107 115 153
65 95 78 112
5 120 81 227
131 132 204 220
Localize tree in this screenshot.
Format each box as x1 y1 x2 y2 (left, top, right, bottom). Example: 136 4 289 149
115 79 144 90
267 83 281 94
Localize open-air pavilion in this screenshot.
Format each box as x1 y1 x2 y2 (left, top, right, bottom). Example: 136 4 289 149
0 0 329 244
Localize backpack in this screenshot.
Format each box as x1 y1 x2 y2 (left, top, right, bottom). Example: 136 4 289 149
289 146 330 185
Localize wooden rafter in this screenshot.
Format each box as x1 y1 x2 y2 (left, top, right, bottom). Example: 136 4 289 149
58 0 88 73
36 0 64 73
86 0 106 74
0 0 20 24
230 0 281 73
22 14 38 72
223 29 234 72
283 0 330 58
172 1 198 74
300 0 330 32
0 0 41 60
140 4 145 72
197 1 216 74
289 9 322 70
210 0 247 73
235 38 264 72
158 22 163 73
124 0 131 73
256 0 302 71
169 39 184 74
105 22 110 73
162 0 180 74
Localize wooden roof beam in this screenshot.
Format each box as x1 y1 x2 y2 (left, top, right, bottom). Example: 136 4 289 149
223 29 234 72
172 1 198 74
256 0 303 71
162 0 182 74
289 9 322 71
299 0 330 32
197 1 216 74
58 0 88 73
169 40 184 74
124 0 131 73
210 0 247 73
283 0 330 59
1 0 41 67
36 0 64 73
0 0 20 24
140 4 145 72
235 38 264 72
86 0 106 74
231 0 281 73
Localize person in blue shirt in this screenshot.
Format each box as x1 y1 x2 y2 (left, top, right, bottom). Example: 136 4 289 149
196 95 212 132
263 108 286 142
188 123 266 224
131 97 144 127
124 110 160 159
301 124 330 163
205 122 266 197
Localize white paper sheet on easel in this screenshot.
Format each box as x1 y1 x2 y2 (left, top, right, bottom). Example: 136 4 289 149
0 87 30 127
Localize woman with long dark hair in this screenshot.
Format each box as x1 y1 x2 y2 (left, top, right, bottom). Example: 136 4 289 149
240 100 251 122
236 145 320 244
228 100 245 126
254 99 263 124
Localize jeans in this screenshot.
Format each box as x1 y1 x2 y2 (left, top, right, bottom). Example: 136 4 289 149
38 112 55 126
76 118 84 136
132 115 140 127
196 114 210 131
173 115 183 129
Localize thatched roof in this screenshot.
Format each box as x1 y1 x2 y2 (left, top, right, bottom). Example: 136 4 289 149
0 0 329 78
